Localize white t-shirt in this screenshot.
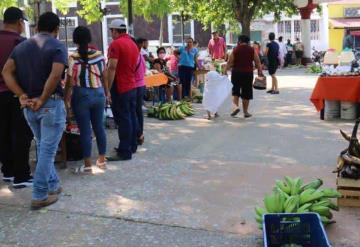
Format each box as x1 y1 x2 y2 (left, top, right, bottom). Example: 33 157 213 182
277 41 287 57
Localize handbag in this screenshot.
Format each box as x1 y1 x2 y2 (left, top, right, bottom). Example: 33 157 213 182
253 76 267 90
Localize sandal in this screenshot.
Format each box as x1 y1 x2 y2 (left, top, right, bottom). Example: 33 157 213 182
230 108 240 117
244 113 252 118
73 165 92 174
96 160 107 170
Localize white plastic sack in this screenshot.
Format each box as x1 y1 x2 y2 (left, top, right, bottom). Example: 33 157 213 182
202 71 232 114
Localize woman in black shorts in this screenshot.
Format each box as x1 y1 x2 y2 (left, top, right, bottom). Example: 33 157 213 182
265 32 280 94
226 35 263 118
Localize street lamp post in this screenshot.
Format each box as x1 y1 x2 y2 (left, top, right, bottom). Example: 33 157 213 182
128 0 134 36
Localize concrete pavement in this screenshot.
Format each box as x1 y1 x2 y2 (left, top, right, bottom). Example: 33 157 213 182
1 68 359 247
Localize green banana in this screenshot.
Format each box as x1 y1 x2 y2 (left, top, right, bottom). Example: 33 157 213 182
176 107 186 119
255 214 263 224
320 188 342 198
297 203 312 213
299 189 323 205
301 178 323 192
275 179 291 195
264 193 278 213
273 187 290 200
321 216 336 225
311 205 331 217
284 176 294 190
255 206 267 217
290 177 303 196
284 195 300 213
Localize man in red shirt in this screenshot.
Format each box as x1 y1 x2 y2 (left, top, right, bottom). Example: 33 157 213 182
0 7 33 188
106 19 139 161
208 31 226 60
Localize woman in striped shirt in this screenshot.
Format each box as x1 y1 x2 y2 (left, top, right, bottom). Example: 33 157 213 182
64 26 108 173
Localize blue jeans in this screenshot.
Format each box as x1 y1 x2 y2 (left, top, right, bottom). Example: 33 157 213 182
136 86 145 138
113 88 137 158
71 87 107 158
24 99 66 200
178 65 194 98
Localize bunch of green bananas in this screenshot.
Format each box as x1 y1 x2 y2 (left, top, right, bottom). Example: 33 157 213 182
255 176 341 229
147 102 195 120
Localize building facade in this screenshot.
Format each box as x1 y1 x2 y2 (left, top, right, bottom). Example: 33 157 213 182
328 0 360 51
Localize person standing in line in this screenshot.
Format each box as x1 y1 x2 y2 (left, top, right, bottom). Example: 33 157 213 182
134 38 146 145
265 32 280 94
106 20 139 161
178 37 198 99
0 7 34 188
226 35 263 118
64 26 108 173
208 31 226 60
2 12 67 209
294 38 304 66
277 36 287 68
285 39 293 67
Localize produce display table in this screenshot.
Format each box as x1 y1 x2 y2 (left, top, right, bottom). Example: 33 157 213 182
310 76 360 112
145 73 168 88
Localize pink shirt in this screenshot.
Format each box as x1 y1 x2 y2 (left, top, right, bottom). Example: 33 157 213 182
168 55 179 73
135 54 146 88
208 37 226 59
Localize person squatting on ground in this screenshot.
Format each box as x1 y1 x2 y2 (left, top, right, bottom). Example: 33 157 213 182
265 32 280 94
178 37 198 99
226 35 263 118
2 12 67 209
0 7 34 189
64 26 108 173
106 19 139 161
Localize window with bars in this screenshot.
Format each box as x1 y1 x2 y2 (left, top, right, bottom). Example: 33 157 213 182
310 19 320 40
172 14 192 44
294 20 301 39
59 17 78 49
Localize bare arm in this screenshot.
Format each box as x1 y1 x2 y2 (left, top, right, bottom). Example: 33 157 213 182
107 58 118 90
254 50 263 76
225 52 234 71
264 47 269 57
2 59 25 97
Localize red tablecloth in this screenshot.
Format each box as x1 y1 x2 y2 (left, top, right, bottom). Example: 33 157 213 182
310 76 360 111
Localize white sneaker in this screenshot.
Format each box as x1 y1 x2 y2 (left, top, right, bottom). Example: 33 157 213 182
2 176 14 183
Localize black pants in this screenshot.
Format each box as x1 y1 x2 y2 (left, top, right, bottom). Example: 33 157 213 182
113 88 138 158
179 65 194 98
0 91 33 182
136 86 145 138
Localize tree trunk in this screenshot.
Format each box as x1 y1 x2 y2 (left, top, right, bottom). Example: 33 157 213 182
240 18 251 37
159 16 164 46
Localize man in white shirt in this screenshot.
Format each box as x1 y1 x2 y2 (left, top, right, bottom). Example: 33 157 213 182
277 36 287 68
140 39 154 63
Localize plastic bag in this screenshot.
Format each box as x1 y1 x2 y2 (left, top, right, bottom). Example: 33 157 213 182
202 71 232 114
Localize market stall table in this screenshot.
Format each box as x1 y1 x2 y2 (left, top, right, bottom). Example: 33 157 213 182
144 73 168 104
310 76 360 119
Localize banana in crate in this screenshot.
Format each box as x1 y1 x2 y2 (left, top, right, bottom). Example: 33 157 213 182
255 176 341 229
147 101 195 120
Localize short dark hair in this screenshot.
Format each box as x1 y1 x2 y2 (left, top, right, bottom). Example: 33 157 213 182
37 12 60 33
269 32 275 41
73 26 91 45
279 36 283 42
157 47 166 55
238 35 250 44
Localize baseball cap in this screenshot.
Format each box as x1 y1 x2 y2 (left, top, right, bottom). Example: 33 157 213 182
108 19 127 30
3 7 28 22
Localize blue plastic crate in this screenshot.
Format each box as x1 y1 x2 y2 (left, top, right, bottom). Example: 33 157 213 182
263 213 331 247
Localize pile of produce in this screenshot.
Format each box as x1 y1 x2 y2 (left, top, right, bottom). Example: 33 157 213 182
307 64 322 74
335 119 360 179
147 102 195 120
255 176 341 229
192 95 203 103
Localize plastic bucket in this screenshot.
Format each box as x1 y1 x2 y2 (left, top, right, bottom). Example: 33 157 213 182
341 101 357 120
324 100 340 120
